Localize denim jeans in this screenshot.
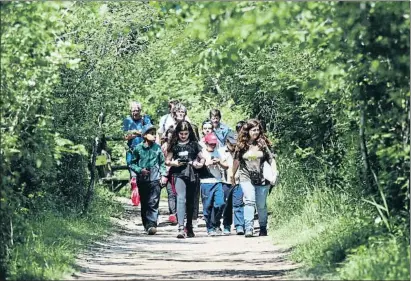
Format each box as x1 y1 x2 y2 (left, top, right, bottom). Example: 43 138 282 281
240 181 269 231
201 182 224 232
192 174 201 220
222 184 244 229
165 182 177 215
232 185 245 228
138 180 161 230
175 176 196 229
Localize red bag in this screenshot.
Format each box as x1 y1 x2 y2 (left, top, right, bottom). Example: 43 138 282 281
130 177 140 206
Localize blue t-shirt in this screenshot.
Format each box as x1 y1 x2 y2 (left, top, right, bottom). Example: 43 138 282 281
214 123 231 147
123 115 152 149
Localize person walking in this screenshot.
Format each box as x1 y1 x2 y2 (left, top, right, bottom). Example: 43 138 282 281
123 101 152 177
231 119 278 237
199 133 228 236
209 109 231 147
219 130 245 235
165 121 204 238
158 102 191 142
161 127 178 225
129 125 167 235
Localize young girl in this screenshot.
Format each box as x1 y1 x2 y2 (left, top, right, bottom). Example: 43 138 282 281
165 121 205 238
231 119 278 237
199 119 215 148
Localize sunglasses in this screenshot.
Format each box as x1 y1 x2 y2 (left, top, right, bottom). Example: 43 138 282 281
203 126 213 130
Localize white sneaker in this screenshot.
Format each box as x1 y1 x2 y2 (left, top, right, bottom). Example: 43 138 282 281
192 219 198 228
197 218 206 227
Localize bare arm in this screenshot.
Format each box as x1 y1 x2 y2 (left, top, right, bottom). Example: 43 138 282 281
192 150 205 169
165 151 183 167
124 130 142 141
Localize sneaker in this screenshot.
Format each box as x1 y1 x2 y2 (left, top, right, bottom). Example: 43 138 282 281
259 227 268 236
177 228 186 239
223 226 231 235
215 227 223 236
208 230 217 237
169 214 177 225
245 229 253 237
147 227 157 235
186 226 195 238
236 226 245 235
192 219 198 229
197 218 206 227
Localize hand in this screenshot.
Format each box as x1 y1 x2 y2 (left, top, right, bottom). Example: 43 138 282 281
212 158 220 164
172 160 184 167
161 176 168 186
205 159 214 166
141 168 150 176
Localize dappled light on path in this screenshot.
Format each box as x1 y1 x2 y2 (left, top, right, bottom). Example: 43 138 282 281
68 198 298 280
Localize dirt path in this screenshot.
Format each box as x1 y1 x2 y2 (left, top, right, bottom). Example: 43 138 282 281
68 197 299 280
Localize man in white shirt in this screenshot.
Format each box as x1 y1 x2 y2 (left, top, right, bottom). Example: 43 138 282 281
199 133 228 236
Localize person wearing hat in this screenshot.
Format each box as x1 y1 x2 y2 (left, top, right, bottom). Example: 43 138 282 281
198 132 228 236
219 130 245 235
130 124 167 235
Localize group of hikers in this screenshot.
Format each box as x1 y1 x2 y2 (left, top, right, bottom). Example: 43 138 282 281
122 100 278 239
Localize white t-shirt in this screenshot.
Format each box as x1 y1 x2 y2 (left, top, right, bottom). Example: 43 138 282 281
200 148 223 183
218 146 239 185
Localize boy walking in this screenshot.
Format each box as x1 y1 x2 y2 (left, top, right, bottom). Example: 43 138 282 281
130 125 167 235
199 133 228 236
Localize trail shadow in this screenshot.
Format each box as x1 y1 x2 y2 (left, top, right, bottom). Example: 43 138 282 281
171 268 294 279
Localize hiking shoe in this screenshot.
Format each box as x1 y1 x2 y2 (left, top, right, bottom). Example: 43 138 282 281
177 229 186 239
259 227 268 236
147 227 157 235
208 230 217 237
245 229 253 237
186 226 195 238
236 226 245 235
169 214 177 225
223 226 231 235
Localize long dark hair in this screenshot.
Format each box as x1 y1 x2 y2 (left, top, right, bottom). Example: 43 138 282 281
236 119 271 155
167 120 197 152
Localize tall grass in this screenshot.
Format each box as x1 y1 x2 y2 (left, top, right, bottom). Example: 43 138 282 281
268 156 410 280
6 187 123 280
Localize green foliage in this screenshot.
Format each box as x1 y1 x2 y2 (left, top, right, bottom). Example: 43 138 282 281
6 187 122 281
1 1 409 279
338 236 410 280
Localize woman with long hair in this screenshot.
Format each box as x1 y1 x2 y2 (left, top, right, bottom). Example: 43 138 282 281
165 121 205 238
231 119 278 237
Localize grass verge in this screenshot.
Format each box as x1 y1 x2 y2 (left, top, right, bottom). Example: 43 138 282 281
6 186 123 281
267 157 410 281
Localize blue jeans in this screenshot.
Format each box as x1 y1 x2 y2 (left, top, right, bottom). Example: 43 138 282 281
221 184 244 229
201 182 224 232
232 185 245 229
240 181 269 231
